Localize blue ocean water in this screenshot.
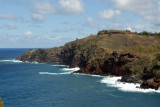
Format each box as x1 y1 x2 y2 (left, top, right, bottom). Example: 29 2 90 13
0 48 160 107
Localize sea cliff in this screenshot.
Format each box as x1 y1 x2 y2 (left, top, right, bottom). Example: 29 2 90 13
17 30 160 90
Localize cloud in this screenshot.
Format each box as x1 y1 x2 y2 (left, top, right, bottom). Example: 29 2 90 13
100 23 120 30
0 14 16 20
59 0 84 15
32 13 44 22
144 15 160 25
5 23 17 29
9 37 20 42
99 9 121 20
110 0 154 15
42 36 62 41
32 1 56 15
85 17 97 27
53 28 70 33
21 18 29 23
110 0 160 25
24 31 33 37
126 26 133 31
31 1 56 22
134 25 144 30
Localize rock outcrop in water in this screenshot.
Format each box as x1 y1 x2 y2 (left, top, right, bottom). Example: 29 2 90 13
17 30 160 90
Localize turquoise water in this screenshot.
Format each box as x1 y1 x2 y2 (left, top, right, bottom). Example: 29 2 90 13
0 49 160 107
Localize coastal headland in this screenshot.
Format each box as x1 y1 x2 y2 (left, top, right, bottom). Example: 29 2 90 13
17 30 160 90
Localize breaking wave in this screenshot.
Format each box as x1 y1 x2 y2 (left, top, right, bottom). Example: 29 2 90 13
51 65 69 67
61 67 80 71
0 59 22 63
39 67 80 75
100 76 160 93
0 59 42 64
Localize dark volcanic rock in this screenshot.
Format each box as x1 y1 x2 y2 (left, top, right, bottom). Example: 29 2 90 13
140 81 160 90
77 52 140 76
17 30 160 91
17 48 62 63
119 75 143 84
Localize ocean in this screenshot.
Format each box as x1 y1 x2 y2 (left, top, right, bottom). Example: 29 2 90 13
0 48 160 107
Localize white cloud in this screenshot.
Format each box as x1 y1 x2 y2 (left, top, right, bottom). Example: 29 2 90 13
0 14 16 20
100 23 121 30
24 31 33 37
144 15 160 25
110 0 160 25
32 1 56 15
53 28 69 33
99 9 121 20
31 1 56 22
85 17 97 27
134 25 144 30
59 0 84 15
9 37 20 42
43 36 62 41
110 0 154 15
32 13 44 22
126 27 133 31
5 23 17 29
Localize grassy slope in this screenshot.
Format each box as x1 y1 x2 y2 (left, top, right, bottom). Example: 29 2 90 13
62 30 160 78
18 30 160 78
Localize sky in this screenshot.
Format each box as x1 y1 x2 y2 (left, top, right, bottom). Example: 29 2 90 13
0 0 160 48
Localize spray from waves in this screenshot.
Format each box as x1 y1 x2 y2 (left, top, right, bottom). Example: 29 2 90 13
51 65 69 67
73 73 103 77
0 59 45 65
39 67 80 75
61 67 80 71
30 61 44 64
39 72 73 75
0 59 22 63
100 76 160 93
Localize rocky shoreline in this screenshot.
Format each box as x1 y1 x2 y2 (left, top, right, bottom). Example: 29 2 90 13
17 30 160 90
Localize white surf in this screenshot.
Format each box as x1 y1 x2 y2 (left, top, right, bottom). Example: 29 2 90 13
39 67 80 75
100 76 160 93
0 59 22 63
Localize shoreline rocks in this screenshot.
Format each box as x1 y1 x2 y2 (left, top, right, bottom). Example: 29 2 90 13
17 30 160 91
118 75 143 84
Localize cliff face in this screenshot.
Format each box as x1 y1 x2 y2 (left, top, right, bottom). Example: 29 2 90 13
75 52 140 76
17 47 62 63
17 30 160 90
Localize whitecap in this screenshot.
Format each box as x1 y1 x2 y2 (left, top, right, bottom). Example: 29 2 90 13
73 73 102 77
39 67 80 75
61 67 80 72
0 59 45 65
51 65 69 67
100 76 160 93
39 71 73 75
31 61 39 64
0 59 22 63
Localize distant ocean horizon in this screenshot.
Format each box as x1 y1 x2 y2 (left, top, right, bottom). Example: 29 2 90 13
0 48 160 107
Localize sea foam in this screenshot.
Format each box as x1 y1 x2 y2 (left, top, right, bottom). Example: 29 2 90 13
0 59 46 65
73 73 102 77
39 67 80 75
100 76 160 93
0 59 22 63
61 67 80 71
39 72 73 75
51 65 69 67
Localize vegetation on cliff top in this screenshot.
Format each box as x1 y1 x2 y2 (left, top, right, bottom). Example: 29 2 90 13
17 30 160 79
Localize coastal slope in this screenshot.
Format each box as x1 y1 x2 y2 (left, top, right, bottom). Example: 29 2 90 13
17 30 160 90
